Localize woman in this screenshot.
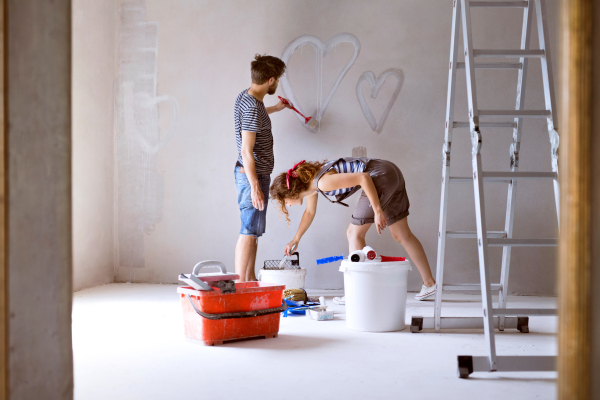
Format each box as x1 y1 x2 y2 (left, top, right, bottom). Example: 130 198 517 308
270 157 437 302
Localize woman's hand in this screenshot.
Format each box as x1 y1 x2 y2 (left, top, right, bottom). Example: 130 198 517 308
284 239 299 256
374 209 387 235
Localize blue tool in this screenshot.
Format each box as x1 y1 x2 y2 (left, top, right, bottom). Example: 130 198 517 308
316 255 344 265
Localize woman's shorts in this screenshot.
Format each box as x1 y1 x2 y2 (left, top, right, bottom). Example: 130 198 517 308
235 165 271 237
351 159 410 226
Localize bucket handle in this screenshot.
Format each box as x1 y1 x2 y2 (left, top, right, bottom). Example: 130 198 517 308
192 260 227 276
186 295 285 320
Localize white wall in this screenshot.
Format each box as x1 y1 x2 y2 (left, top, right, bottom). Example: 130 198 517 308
75 0 561 294
72 0 116 291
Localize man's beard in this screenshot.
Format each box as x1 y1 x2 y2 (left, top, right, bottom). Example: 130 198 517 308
267 82 278 95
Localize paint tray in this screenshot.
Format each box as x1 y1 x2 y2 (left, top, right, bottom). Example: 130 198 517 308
178 282 285 346
263 252 300 270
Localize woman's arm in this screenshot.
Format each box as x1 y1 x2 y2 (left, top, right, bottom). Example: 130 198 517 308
285 193 318 255
318 172 387 234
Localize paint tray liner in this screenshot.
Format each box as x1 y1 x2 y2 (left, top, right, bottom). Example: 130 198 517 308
306 307 334 321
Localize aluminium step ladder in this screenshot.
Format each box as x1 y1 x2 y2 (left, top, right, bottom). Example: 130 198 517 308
410 0 559 378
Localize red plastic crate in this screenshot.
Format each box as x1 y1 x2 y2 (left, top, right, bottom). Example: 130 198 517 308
178 282 285 345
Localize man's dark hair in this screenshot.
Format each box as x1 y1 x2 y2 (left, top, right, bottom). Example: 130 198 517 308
251 54 286 84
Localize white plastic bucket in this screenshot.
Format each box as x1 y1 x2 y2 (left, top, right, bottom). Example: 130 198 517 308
258 268 307 289
340 259 412 332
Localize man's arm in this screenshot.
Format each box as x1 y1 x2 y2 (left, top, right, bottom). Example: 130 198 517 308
265 99 293 115
240 130 264 211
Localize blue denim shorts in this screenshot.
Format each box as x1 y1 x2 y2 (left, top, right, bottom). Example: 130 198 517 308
235 166 271 237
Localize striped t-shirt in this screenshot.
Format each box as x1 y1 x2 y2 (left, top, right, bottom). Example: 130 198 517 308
322 159 366 196
234 89 274 175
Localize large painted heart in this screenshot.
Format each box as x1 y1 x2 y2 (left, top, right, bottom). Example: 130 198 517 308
356 68 404 134
281 33 361 132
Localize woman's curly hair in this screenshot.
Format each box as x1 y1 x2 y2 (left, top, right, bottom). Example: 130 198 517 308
270 160 327 224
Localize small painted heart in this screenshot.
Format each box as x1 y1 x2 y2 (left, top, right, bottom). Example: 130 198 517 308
356 69 404 134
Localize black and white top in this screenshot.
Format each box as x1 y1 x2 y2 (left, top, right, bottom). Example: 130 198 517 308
234 89 274 175
322 159 367 196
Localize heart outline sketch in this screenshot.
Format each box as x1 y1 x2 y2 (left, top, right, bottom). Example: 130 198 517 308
356 68 404 134
281 33 361 132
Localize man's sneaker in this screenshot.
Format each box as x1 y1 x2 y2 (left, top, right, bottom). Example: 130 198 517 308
414 284 436 301
333 296 345 305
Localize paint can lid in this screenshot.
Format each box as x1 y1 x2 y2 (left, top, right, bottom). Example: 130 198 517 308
339 259 411 273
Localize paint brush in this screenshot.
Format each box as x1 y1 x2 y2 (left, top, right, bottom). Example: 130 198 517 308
278 96 319 128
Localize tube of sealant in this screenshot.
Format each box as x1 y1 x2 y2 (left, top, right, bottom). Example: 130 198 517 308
349 250 365 262
362 246 377 260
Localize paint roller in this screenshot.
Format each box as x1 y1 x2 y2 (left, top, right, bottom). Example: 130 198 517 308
278 96 319 128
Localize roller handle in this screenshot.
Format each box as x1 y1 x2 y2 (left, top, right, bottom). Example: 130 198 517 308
192 260 227 276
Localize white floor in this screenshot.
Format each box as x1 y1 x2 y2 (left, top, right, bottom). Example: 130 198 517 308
73 284 557 400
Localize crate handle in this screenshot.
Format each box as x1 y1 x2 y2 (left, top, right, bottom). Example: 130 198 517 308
192 260 227 276
186 295 285 320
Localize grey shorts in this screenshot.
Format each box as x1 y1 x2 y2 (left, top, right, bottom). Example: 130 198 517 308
351 159 410 226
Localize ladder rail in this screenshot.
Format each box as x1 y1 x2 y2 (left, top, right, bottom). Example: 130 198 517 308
535 0 560 224
498 2 533 330
462 0 498 371
434 0 462 332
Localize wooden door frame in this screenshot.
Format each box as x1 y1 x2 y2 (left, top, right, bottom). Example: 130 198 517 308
558 0 593 398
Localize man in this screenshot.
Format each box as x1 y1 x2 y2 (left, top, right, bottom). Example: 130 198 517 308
234 54 291 282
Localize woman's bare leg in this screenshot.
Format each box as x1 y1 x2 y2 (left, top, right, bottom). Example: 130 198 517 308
347 223 373 252
388 217 435 287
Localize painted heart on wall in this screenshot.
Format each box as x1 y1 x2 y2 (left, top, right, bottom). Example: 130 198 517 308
281 33 361 132
356 68 404 134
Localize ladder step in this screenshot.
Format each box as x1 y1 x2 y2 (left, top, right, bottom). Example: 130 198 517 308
492 308 556 316
446 231 507 238
469 1 529 7
453 121 517 128
443 283 502 291
449 172 557 183
457 62 522 69
481 171 558 181
473 49 545 58
449 177 472 183
478 110 551 118
487 238 558 247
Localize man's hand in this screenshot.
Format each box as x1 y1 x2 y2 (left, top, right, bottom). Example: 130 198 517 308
276 98 294 111
251 184 265 211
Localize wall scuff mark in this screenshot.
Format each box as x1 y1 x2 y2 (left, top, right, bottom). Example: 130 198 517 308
115 0 179 281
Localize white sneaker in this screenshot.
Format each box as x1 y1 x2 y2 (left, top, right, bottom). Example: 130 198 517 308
333 296 345 305
415 284 436 301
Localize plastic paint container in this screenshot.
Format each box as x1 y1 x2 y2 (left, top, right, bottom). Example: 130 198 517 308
339 259 412 332
258 268 308 289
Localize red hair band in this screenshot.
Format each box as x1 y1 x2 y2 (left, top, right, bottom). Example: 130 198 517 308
286 160 305 189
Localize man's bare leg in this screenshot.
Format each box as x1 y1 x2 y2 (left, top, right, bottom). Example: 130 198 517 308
245 237 258 281
235 234 257 283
